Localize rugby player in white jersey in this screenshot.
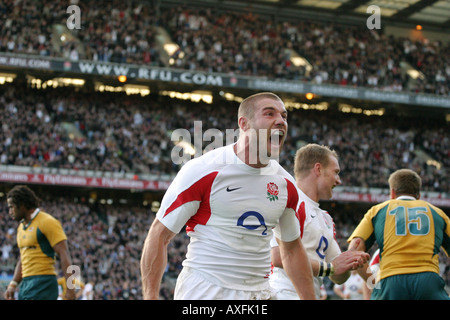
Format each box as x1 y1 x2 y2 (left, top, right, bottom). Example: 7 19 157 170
270 144 370 299
140 92 315 300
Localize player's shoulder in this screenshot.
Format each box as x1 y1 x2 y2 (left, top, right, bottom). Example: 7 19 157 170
36 210 58 222
34 210 63 230
302 204 334 227
267 163 297 193
183 145 230 169
366 199 392 216
425 201 448 219
274 161 295 181
176 145 226 176
172 145 229 188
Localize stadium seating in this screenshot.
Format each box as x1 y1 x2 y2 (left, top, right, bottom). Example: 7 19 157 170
0 83 447 193
0 1 448 95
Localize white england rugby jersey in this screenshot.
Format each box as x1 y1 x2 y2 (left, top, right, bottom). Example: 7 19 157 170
270 187 341 298
156 144 303 291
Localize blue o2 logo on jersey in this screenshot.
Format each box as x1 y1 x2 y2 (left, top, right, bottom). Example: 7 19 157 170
315 236 328 259
237 211 267 236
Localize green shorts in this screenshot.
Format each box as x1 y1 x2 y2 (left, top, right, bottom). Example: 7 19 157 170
18 275 58 300
371 272 450 300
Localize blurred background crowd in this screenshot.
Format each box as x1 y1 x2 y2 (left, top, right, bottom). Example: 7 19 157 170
0 83 447 193
0 193 448 300
0 0 448 95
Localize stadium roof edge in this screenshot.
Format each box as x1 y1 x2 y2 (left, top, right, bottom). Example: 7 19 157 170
158 0 450 33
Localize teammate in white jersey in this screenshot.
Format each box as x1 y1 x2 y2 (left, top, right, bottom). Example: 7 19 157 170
333 270 366 300
140 92 315 300
270 144 370 299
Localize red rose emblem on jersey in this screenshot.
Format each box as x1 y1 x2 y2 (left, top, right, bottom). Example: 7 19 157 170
266 182 279 201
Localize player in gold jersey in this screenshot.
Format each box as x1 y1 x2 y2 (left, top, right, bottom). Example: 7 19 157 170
4 185 76 300
348 169 450 300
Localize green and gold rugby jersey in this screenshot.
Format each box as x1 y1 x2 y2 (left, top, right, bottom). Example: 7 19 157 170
17 209 67 278
349 196 450 281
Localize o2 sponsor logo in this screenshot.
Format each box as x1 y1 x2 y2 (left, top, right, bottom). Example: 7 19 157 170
237 211 268 236
316 236 328 259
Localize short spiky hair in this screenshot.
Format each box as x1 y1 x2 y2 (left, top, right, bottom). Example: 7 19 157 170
388 169 421 198
237 92 283 120
294 144 338 179
7 185 41 210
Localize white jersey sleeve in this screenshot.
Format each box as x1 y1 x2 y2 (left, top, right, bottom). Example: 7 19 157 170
156 154 218 233
272 175 303 243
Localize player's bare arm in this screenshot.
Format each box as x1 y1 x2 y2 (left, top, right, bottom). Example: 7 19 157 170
141 218 176 300
271 244 369 284
270 246 282 268
347 237 372 281
4 256 22 300
54 240 76 300
277 237 316 300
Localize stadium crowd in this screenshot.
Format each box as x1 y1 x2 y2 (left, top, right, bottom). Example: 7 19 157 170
0 0 448 300
0 193 448 300
0 1 449 95
0 83 448 299
0 83 448 194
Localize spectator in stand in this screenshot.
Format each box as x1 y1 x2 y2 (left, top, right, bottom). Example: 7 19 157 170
0 192 448 300
0 82 448 193
0 1 448 95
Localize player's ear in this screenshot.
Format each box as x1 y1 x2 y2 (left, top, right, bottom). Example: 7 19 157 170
313 162 321 176
238 116 249 131
390 188 396 199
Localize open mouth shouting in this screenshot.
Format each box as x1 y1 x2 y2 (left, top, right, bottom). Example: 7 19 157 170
269 129 285 147
266 129 286 159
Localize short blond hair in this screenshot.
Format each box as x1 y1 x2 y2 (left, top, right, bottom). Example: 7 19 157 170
238 92 283 120
388 169 421 198
294 144 338 179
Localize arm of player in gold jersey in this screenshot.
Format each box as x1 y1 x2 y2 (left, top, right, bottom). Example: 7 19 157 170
54 240 76 300
4 256 23 300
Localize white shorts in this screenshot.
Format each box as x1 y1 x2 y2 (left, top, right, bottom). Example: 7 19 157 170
174 267 275 300
272 289 300 300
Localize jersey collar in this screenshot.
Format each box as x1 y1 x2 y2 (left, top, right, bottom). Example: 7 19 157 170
396 195 417 201
22 208 40 230
230 143 276 174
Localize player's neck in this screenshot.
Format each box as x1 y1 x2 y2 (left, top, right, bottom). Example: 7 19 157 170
297 178 320 203
234 140 267 168
23 208 39 224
